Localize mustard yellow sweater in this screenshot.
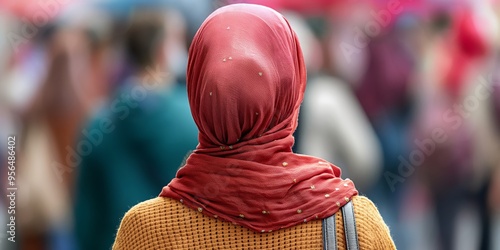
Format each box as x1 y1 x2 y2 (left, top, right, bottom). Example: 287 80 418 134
113 196 395 249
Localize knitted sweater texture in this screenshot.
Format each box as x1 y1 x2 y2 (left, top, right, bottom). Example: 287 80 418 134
113 196 395 249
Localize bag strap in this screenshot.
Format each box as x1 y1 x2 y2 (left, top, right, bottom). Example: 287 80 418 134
322 200 359 250
322 210 337 250
342 201 359 250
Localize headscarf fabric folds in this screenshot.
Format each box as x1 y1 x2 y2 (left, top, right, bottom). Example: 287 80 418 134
160 3 357 232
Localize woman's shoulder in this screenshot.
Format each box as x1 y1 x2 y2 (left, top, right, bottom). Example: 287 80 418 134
350 195 390 229
351 195 380 214
348 195 396 249
118 197 187 227
113 197 181 250
126 197 178 213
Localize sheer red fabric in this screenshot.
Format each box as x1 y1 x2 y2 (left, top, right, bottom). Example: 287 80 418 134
160 4 357 232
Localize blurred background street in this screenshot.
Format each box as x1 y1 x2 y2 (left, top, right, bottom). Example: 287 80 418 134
1 0 500 249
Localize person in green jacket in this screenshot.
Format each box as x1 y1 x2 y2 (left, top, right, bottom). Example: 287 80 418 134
73 9 198 250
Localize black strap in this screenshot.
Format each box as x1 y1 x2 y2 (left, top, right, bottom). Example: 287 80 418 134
322 201 359 250
322 212 337 250
342 201 359 250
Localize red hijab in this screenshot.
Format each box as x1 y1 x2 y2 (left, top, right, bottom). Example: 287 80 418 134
160 3 357 232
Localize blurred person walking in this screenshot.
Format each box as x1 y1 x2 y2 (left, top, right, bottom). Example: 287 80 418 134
285 11 383 193
5 24 91 250
73 9 198 250
353 21 418 249
412 6 499 249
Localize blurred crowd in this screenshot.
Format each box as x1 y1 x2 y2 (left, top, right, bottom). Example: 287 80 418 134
1 0 500 249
